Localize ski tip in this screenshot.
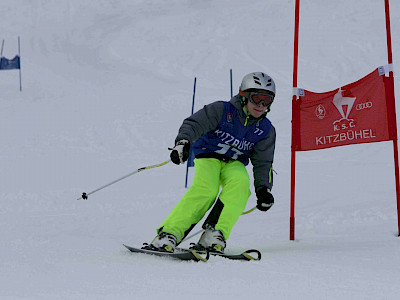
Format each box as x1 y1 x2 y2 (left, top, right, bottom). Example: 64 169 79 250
123 244 135 251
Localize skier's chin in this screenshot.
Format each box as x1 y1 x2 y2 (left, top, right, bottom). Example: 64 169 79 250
251 110 264 118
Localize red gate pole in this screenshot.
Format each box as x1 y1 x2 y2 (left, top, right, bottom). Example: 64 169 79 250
290 0 300 241
384 0 400 236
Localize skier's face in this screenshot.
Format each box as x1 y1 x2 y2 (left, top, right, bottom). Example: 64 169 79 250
246 99 268 118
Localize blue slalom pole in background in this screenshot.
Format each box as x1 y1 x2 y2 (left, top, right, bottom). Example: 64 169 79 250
18 36 22 91
185 70 232 187
185 77 197 188
230 69 233 98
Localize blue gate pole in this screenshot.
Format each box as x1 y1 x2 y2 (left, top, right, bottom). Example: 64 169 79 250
230 69 233 98
185 77 197 188
18 36 22 92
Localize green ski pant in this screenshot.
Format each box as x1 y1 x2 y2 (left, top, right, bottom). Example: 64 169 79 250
158 158 251 243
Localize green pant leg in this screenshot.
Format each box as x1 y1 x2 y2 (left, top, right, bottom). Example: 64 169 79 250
158 158 222 242
215 160 251 240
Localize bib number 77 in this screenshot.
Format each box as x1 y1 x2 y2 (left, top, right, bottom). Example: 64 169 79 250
215 143 243 160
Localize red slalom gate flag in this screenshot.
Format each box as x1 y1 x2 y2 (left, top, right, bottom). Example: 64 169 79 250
292 66 396 151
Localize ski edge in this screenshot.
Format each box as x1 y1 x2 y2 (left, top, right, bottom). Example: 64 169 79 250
123 244 209 262
177 248 262 261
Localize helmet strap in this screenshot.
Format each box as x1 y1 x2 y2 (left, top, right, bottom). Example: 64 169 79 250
240 96 248 106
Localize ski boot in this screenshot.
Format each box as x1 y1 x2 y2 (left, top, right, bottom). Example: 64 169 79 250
190 225 226 253
143 231 177 253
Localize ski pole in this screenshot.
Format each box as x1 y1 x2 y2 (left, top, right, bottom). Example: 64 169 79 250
77 159 171 200
181 206 257 243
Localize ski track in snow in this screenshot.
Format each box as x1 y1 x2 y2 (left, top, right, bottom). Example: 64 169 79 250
1 0 400 299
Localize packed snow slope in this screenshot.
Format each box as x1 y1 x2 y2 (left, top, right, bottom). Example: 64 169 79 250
1 0 400 299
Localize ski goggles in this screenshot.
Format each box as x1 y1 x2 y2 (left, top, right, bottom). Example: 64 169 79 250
247 92 274 107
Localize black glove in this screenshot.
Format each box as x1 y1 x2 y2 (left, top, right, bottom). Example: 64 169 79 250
256 186 274 212
170 139 190 165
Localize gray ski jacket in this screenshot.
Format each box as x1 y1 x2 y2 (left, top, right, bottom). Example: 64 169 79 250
175 95 276 191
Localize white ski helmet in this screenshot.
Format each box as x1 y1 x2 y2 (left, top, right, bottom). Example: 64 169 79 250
239 72 276 97
238 72 276 112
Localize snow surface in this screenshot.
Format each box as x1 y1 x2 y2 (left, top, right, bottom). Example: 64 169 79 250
1 0 400 299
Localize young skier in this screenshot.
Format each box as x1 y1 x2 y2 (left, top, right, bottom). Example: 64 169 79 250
146 72 276 253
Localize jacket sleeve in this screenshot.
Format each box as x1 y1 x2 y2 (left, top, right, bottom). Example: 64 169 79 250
250 125 276 191
175 101 224 144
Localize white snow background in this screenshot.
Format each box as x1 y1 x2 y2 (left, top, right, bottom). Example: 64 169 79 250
1 0 400 299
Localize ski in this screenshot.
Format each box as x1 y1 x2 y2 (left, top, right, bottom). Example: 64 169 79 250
177 248 262 261
123 244 209 262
